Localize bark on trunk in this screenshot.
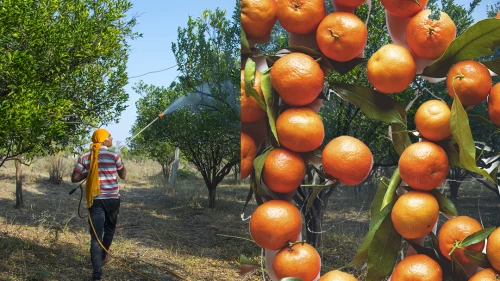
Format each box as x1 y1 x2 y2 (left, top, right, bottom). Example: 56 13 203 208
449 181 459 199
15 158 23 208
208 187 216 208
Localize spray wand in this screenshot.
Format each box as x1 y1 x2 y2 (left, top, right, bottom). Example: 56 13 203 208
118 110 167 153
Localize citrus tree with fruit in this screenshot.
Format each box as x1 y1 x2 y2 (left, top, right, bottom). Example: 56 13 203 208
240 0 500 280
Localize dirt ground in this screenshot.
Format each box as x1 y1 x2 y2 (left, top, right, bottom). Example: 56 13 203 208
1 158 499 281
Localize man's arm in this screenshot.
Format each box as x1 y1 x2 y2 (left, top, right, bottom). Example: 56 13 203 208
71 170 88 183
117 166 126 180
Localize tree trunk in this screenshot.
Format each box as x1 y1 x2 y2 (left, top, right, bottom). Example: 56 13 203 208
170 147 180 191
161 163 170 180
208 186 217 208
449 181 459 199
15 158 24 208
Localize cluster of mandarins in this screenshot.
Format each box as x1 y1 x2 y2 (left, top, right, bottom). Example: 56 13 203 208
241 0 500 280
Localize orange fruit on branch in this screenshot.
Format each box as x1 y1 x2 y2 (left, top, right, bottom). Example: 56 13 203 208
414 99 451 141
272 242 321 281
437 216 485 264
270 52 325 106
263 148 306 193
406 10 456 60
241 0 277 42
240 132 257 179
318 269 357 281
241 69 266 123
391 254 442 280
446 59 492 107
486 227 500 271
316 12 368 62
249 200 302 250
398 141 449 191
276 107 325 153
367 44 416 94
469 268 500 281
322 136 373 186
381 0 429 18
391 190 439 239
488 83 500 127
276 0 326 34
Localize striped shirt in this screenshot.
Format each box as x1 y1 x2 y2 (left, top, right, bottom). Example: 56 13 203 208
73 146 124 199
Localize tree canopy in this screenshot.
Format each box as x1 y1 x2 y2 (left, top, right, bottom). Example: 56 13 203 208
0 0 139 166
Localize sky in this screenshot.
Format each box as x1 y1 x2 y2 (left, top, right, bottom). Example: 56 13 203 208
102 0 495 146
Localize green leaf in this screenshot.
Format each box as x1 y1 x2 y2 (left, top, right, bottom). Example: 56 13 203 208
483 58 500 77
431 232 440 253
305 182 338 211
366 215 402 281
241 28 253 56
463 250 492 268
390 123 413 156
381 168 402 211
264 55 281 68
460 227 495 247
351 199 393 266
405 239 441 261
370 177 390 228
421 18 500 78
438 139 462 168
244 58 267 111
331 83 406 124
429 189 458 217
261 70 280 146
450 95 495 182
451 255 469 281
240 255 259 266
328 57 368 75
253 148 273 199
240 255 260 277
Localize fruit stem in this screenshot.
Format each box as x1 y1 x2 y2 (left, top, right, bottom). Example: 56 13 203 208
327 28 339 39
428 27 434 35
448 239 462 257
451 74 464 98
414 0 421 6
293 2 300 8
288 240 307 250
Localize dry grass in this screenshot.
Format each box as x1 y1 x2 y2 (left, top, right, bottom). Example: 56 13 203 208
0 158 499 281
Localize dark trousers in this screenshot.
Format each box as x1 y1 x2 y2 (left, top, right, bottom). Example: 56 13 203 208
88 198 120 280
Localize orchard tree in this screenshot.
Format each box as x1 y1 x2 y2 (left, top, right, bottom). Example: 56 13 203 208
169 7 240 207
129 81 180 181
0 0 138 207
130 80 239 208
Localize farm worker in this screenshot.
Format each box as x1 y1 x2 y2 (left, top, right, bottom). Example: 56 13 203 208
71 128 127 281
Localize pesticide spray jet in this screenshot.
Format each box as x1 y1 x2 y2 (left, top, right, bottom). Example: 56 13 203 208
119 80 239 152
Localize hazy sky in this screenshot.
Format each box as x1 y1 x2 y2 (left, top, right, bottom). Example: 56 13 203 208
102 0 494 145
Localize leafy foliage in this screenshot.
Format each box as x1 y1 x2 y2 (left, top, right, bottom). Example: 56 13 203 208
0 0 138 166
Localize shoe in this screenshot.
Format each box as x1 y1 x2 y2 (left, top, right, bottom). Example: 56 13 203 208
102 253 112 267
